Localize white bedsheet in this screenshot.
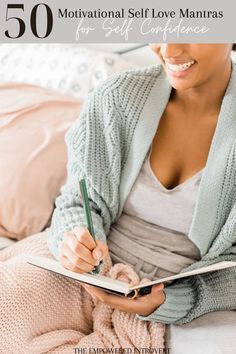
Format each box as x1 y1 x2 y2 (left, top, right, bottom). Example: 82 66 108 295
165 310 236 354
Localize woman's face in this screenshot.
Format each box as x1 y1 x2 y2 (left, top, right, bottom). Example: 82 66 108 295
149 44 232 91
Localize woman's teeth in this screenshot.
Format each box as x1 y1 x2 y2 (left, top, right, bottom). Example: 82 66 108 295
166 60 195 72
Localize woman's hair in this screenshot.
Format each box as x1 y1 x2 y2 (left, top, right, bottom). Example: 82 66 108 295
232 44 236 51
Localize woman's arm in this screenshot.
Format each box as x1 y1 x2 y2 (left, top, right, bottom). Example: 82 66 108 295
136 253 236 325
47 81 121 265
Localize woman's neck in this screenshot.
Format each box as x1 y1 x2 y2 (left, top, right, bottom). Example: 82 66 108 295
170 60 232 118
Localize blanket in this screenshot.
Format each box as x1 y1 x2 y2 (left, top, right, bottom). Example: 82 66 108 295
0 231 165 354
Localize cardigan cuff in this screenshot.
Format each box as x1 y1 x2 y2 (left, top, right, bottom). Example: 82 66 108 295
136 277 198 325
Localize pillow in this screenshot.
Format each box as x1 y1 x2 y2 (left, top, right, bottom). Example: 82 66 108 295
0 82 83 241
0 44 138 100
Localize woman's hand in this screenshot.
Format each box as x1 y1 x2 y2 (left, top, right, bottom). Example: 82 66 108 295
59 226 109 274
80 282 166 317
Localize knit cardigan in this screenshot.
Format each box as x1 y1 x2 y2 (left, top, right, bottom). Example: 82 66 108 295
48 59 236 325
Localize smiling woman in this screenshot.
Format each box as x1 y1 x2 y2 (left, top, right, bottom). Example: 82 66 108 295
48 43 236 348
1 44 236 353
48 42 236 348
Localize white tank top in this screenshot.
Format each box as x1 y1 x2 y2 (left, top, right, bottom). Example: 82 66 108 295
107 146 202 281
124 146 205 234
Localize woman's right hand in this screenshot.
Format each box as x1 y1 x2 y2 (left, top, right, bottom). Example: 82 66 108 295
58 226 109 274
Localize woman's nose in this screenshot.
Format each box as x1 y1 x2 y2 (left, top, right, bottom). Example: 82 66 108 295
160 44 185 59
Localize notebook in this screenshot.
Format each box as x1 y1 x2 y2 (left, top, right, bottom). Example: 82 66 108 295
26 255 236 299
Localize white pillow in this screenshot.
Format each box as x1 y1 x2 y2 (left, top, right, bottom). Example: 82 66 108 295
0 44 138 100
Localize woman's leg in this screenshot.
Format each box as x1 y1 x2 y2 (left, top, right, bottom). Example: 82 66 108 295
0 231 96 354
165 310 236 354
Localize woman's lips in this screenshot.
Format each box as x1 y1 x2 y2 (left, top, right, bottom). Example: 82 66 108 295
165 60 196 78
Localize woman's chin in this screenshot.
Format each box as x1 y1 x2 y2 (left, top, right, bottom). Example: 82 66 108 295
166 74 199 91
167 80 195 91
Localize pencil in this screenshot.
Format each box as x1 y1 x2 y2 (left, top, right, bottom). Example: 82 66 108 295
79 178 103 274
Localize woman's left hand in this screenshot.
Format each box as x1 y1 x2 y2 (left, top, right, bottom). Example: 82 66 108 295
80 282 166 317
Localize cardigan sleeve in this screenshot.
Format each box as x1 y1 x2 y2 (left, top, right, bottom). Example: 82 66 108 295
47 91 107 264
136 254 236 325
47 83 121 269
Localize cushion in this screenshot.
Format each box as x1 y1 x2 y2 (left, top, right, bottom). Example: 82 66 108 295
0 44 138 100
0 82 83 240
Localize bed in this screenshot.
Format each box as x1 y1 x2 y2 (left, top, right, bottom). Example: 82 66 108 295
1 44 236 354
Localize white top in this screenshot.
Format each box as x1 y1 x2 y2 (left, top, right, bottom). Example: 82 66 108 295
123 146 205 234
107 146 202 281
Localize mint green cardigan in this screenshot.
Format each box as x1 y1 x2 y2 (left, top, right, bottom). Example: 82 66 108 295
48 60 236 325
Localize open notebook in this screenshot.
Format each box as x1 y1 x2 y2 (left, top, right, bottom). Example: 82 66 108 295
26 255 236 299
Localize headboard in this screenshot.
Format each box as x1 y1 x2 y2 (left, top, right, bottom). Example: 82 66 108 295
79 43 160 67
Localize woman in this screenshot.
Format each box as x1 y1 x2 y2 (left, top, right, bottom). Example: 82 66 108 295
49 43 236 348
1 44 236 353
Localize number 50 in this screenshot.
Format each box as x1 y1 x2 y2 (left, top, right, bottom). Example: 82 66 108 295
5 3 53 39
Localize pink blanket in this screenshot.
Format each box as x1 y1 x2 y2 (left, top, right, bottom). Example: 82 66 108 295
0 231 165 353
